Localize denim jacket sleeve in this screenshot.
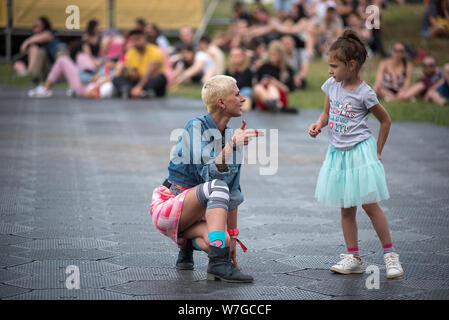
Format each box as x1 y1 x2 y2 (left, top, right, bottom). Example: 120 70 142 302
185 118 234 181
229 188 244 210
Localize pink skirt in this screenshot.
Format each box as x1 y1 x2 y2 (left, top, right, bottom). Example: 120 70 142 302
150 184 191 246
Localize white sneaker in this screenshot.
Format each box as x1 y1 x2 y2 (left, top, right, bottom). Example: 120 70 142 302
330 254 363 274
384 252 404 279
28 85 43 97
28 85 52 98
66 88 74 97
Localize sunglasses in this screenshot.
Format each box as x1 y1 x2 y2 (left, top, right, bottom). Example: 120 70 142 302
393 48 405 53
423 63 435 67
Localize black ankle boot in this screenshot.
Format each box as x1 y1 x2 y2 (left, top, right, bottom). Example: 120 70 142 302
176 239 194 270
207 246 253 283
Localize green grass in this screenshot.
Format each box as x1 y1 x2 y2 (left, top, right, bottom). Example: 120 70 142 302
0 63 35 86
2 3 448 126
0 63 68 88
379 101 449 127
169 84 204 99
382 3 449 64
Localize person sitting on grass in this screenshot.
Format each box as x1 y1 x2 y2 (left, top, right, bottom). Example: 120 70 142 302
281 34 310 90
112 29 167 98
27 54 115 99
75 19 103 71
374 42 413 102
309 6 344 58
170 26 198 65
225 46 254 112
272 4 315 59
427 63 449 106
13 17 61 85
199 35 226 76
170 44 216 88
429 0 449 38
253 40 297 113
396 56 443 102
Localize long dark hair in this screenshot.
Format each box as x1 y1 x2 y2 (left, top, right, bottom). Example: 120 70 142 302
86 19 99 36
292 3 308 22
328 29 367 70
436 0 449 18
38 16 52 31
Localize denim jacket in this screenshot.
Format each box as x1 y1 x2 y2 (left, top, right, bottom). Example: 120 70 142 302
167 113 244 209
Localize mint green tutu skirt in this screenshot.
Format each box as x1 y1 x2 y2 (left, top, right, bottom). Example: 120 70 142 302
315 136 389 208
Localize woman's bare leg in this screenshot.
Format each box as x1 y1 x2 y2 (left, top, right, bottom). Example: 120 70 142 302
397 82 425 101
174 182 252 281
253 83 280 102
178 185 229 247
27 45 39 72
427 89 447 106
13 61 27 74
178 186 206 232
182 221 231 253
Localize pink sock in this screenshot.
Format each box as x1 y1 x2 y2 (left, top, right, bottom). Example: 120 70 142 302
347 247 359 257
383 243 394 254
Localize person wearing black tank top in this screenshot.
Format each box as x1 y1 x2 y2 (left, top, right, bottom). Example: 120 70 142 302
78 20 103 70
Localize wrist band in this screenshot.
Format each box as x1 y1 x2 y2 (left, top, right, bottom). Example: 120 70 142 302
227 229 247 252
227 228 239 237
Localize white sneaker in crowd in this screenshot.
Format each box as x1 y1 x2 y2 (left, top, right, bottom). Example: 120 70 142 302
66 88 74 97
384 252 404 279
28 85 52 98
330 254 363 274
28 85 42 97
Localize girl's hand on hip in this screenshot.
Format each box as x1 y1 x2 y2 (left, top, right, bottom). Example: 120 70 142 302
377 152 382 162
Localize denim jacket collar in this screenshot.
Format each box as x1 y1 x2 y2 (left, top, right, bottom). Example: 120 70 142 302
204 113 230 138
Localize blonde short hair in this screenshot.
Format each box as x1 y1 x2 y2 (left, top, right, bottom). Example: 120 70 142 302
201 75 237 113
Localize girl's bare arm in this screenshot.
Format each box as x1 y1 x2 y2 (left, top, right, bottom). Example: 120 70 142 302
318 95 330 127
309 96 330 137
370 103 391 160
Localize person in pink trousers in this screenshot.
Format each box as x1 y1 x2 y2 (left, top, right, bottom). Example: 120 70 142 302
28 54 114 99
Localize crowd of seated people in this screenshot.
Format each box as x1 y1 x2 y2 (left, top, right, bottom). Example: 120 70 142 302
15 0 449 109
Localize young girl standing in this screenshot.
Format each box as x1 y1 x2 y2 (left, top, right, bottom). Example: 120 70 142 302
308 30 404 279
